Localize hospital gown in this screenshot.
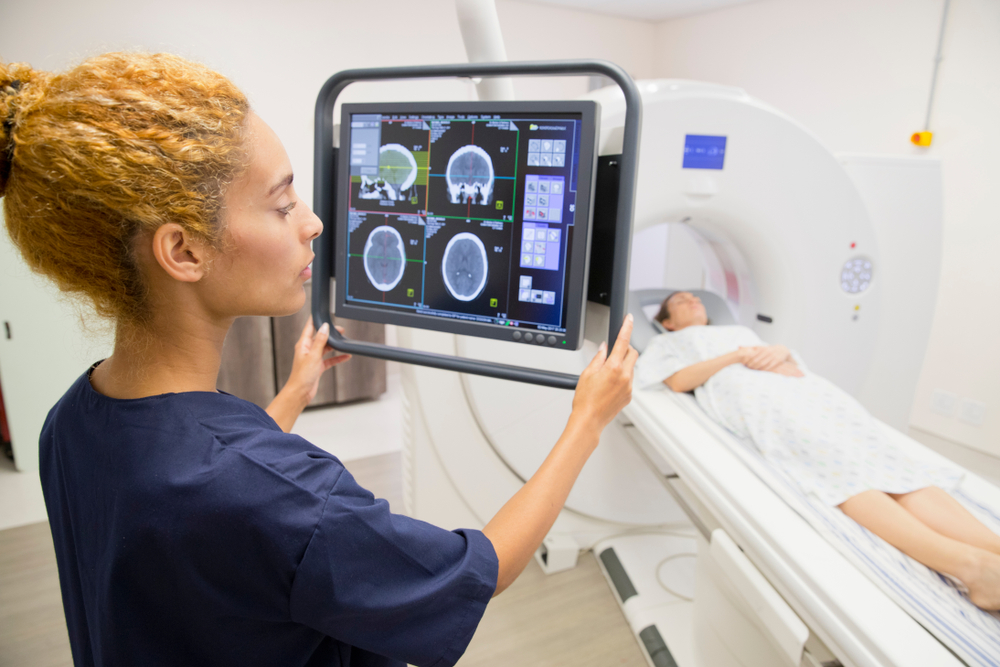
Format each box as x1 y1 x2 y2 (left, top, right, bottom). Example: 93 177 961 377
636 325 963 506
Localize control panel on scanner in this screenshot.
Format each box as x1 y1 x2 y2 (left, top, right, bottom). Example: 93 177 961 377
334 102 598 350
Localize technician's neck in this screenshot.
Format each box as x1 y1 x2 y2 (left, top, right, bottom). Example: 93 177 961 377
89 313 232 400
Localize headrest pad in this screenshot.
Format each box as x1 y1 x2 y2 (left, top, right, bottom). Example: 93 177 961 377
627 288 736 352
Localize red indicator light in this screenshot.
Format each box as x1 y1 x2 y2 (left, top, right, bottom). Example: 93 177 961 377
850 242 856 249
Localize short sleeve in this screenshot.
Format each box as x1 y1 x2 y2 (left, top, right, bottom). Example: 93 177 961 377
289 466 498 667
635 335 690 389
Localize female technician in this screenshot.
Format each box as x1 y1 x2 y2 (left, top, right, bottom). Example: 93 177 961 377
0 53 637 666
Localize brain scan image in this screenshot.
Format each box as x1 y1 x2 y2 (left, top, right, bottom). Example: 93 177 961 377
445 145 494 205
363 226 406 292
360 144 418 201
441 232 488 301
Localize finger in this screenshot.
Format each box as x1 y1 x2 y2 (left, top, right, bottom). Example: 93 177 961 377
311 322 330 357
334 325 346 335
624 346 640 374
583 341 608 376
323 354 351 370
607 314 634 364
298 318 316 347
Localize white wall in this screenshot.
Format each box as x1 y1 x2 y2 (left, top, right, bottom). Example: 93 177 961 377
2 0 653 213
653 0 1000 458
0 0 654 469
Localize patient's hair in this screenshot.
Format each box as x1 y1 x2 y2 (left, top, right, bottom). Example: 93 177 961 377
0 52 250 326
655 292 677 324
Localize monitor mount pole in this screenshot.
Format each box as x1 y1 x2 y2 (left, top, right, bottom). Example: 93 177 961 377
313 60 641 390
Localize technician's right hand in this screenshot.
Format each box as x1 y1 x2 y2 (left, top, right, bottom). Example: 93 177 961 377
571 314 638 431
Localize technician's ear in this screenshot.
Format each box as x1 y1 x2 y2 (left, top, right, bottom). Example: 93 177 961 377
150 223 213 283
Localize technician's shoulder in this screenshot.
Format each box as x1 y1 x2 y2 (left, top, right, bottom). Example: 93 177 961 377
182 393 350 500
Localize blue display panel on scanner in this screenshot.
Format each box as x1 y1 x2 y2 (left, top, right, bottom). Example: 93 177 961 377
683 134 727 170
334 102 599 350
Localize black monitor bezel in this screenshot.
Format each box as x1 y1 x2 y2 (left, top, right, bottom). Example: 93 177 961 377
333 101 599 350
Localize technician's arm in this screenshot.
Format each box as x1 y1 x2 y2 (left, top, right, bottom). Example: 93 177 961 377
483 315 639 597
663 347 756 393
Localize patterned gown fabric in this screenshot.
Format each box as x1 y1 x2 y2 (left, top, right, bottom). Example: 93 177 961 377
636 325 963 506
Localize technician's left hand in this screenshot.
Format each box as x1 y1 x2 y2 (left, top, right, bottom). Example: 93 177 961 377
267 321 351 432
287 320 352 404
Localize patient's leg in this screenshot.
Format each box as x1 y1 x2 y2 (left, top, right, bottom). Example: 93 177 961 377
840 490 1000 610
889 486 1000 556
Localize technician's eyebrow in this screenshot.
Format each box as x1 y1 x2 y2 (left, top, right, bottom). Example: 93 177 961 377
268 173 294 198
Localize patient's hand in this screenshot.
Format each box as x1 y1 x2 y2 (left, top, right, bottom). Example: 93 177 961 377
736 346 765 365
771 361 804 377
744 344 793 371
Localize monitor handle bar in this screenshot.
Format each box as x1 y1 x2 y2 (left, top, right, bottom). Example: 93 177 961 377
312 60 641 390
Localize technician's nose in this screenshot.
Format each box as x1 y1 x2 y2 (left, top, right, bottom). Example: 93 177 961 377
302 205 324 242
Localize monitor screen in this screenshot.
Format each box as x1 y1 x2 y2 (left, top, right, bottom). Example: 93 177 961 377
682 134 727 170
333 102 598 349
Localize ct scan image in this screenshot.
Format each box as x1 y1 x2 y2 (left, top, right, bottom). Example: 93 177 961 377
426 119 516 221
363 225 407 292
358 144 419 202
441 232 488 301
445 145 494 205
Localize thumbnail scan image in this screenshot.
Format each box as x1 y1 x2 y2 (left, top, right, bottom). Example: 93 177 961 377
363 225 406 292
441 232 488 301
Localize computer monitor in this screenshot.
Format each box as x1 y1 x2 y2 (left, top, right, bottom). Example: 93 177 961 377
332 102 599 350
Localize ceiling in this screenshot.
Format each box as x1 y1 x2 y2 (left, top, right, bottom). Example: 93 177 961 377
514 0 760 22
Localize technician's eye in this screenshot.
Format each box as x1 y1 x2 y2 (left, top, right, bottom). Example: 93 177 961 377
278 201 297 216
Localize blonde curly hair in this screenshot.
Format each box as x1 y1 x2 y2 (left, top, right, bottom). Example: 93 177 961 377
0 52 250 325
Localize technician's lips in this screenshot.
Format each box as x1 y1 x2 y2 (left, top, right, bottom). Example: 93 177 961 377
300 264 312 279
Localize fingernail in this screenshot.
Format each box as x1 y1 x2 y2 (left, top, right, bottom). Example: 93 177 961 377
600 341 607 350
626 313 633 322
320 323 329 333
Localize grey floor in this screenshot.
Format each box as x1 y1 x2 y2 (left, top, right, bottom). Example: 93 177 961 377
0 452 646 667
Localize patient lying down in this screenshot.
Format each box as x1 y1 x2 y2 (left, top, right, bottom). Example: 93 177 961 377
636 291 1000 610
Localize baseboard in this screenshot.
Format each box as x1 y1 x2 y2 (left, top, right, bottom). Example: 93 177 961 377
908 426 1000 488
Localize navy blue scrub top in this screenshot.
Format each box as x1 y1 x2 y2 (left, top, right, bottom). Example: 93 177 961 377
39 367 498 667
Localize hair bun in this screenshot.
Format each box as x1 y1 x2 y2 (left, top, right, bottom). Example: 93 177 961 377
1 62 45 197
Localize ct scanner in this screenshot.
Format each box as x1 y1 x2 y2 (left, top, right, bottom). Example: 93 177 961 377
395 81 1000 667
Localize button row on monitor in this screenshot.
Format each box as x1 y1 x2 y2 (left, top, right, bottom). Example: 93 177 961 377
511 331 558 346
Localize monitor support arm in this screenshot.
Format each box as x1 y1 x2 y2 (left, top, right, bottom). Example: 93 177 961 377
312 60 641 390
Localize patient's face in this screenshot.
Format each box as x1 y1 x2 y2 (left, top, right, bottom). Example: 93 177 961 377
662 292 708 331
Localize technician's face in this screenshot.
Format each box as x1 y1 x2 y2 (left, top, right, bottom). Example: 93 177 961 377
209 114 323 318
663 292 707 331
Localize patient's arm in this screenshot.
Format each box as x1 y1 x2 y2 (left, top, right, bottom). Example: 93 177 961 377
664 347 805 391
664 347 758 392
